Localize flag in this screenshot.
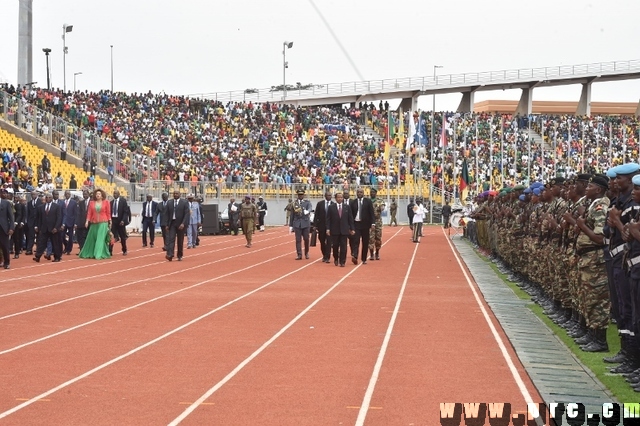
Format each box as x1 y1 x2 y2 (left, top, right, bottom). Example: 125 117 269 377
388 111 395 145
65 25 73 33
460 158 470 196
439 114 447 147
407 112 416 151
384 141 391 173
417 117 427 145
397 108 404 150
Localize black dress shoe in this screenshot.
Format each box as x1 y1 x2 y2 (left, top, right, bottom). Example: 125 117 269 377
52 258 61 262
334 260 339 266
305 254 309 259
362 260 367 265
33 257 40 263
150 244 154 248
44 254 51 261
295 255 302 260
177 257 182 261
3 265 9 269
165 255 173 262
142 244 147 248
13 255 18 259
351 256 358 265
340 263 345 267
123 251 127 256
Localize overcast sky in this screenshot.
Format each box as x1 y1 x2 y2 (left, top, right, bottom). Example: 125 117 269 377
1 0 639 112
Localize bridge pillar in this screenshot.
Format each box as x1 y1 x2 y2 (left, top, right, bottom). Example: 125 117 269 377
456 90 476 113
514 87 533 116
576 81 593 116
399 95 418 113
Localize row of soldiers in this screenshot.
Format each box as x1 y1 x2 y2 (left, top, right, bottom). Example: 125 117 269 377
471 163 640 392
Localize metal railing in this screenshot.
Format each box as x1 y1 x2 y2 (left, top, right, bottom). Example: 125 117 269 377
0 90 157 185
190 59 640 103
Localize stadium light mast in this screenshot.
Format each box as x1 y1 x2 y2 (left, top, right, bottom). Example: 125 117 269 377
110 45 114 92
62 24 73 92
42 48 51 90
73 72 82 91
283 41 293 102
430 65 443 223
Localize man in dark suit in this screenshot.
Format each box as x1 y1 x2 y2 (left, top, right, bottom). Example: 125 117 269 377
0 189 15 268
349 188 375 265
110 189 129 255
228 197 240 236
33 193 62 262
25 191 41 255
163 190 190 261
313 191 333 263
74 189 90 252
407 197 415 230
157 192 169 250
141 194 158 248
12 194 26 259
60 190 77 254
326 192 354 267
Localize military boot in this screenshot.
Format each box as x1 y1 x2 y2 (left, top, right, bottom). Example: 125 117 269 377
581 328 609 352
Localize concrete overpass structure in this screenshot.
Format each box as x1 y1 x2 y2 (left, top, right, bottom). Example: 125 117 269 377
194 59 640 116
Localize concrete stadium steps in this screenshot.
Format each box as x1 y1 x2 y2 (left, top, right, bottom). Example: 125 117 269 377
526 128 551 152
0 127 116 194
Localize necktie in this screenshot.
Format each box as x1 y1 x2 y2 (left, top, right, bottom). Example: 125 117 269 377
147 202 151 217
113 199 118 217
325 200 329 214
338 203 342 218
45 203 50 214
33 200 35 208
173 200 177 220
65 199 69 208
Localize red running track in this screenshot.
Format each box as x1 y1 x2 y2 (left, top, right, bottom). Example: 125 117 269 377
0 227 542 425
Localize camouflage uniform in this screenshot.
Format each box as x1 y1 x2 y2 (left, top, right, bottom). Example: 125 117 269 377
369 197 385 253
575 196 610 330
389 201 398 226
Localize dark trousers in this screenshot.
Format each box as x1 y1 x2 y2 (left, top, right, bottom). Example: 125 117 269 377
318 227 331 260
76 226 88 250
63 225 74 253
413 222 423 242
331 234 347 265
25 224 36 253
161 225 168 249
630 275 640 348
294 227 310 256
0 229 10 266
258 213 265 228
141 218 155 246
35 230 62 260
605 259 619 324
443 215 450 228
111 222 127 253
12 225 24 254
166 221 185 259
351 224 370 261
229 216 239 235
613 264 633 336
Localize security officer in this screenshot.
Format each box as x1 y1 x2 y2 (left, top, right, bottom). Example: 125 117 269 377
368 188 385 260
240 195 258 248
290 189 313 260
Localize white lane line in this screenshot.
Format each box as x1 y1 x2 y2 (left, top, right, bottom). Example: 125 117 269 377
2 231 241 278
0 242 293 355
442 230 536 406
169 227 405 425
354 237 419 426
0 254 320 420
0 232 289 299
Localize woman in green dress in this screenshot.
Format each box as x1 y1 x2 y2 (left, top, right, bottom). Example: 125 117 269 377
79 188 112 259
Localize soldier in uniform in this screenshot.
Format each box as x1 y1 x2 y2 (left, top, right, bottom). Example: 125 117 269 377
284 198 293 226
623 174 640 388
574 174 611 352
240 195 258 248
389 198 398 226
368 188 385 260
290 189 313 260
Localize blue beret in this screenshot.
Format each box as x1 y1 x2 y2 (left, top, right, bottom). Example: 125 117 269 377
523 188 532 194
518 194 526 201
633 175 640 186
533 188 542 196
615 163 640 175
606 166 618 178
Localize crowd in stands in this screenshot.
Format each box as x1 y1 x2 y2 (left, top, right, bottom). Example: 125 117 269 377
1 83 639 198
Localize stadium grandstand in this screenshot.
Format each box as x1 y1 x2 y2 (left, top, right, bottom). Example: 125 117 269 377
0 82 639 208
